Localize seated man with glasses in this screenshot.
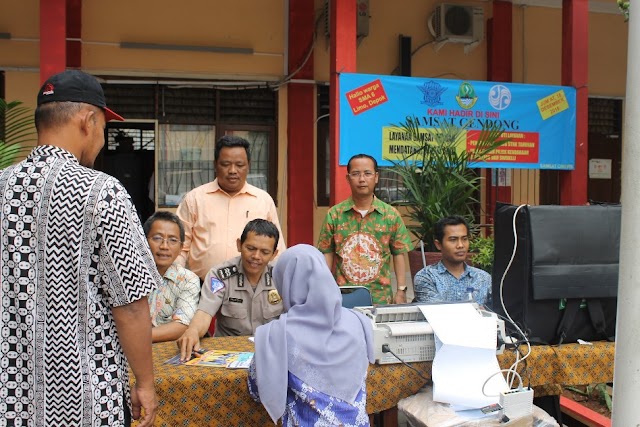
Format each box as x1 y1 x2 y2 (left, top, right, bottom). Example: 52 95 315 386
143 211 201 343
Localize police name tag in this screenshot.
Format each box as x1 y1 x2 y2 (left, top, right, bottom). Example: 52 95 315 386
210 277 225 294
229 297 243 303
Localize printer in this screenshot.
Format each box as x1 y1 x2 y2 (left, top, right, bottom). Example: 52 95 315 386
354 303 507 364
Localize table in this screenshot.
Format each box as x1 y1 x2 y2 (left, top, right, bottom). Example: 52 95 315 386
141 338 614 427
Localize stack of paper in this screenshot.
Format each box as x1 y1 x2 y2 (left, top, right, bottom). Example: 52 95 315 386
418 304 508 409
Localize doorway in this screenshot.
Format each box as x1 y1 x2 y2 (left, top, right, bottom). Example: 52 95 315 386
588 134 621 204
539 98 622 205
587 98 622 204
94 121 156 223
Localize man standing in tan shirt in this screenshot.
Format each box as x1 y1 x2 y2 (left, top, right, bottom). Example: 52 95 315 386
176 135 286 280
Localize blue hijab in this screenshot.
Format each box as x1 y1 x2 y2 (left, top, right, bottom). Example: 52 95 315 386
254 244 375 423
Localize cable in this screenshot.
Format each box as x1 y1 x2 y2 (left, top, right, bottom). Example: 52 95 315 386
477 307 530 388
497 204 532 387
382 345 431 384
481 369 523 398
269 7 325 90
492 311 529 388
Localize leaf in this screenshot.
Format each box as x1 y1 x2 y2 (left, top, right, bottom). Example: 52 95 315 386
0 99 37 169
387 115 509 249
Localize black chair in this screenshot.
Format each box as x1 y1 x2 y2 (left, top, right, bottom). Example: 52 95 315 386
340 286 373 309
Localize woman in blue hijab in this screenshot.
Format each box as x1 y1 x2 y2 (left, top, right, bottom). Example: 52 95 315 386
248 244 374 426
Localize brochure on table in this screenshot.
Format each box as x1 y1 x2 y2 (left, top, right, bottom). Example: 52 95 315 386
165 350 254 369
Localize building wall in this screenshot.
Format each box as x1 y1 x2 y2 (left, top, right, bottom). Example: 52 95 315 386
82 0 285 79
0 0 629 243
313 0 491 82
511 4 627 93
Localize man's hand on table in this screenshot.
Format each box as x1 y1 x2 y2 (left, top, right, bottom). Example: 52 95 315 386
131 382 158 427
177 327 202 362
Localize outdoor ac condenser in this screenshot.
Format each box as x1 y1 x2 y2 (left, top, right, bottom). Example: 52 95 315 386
429 3 484 44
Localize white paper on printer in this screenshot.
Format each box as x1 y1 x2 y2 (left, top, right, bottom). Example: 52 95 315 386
419 304 508 408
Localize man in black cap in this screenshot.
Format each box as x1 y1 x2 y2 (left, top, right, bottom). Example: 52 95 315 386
0 70 161 426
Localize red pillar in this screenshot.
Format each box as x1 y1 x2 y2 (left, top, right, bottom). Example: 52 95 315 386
485 1 513 224
286 0 315 245
329 0 356 205
40 0 67 83
559 0 588 205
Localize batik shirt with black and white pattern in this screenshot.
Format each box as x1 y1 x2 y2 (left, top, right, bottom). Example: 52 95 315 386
0 145 161 427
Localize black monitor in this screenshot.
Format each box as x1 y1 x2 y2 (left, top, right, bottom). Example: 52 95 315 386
491 203 619 344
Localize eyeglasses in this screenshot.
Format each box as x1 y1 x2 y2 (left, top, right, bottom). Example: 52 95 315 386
348 171 376 179
149 236 182 247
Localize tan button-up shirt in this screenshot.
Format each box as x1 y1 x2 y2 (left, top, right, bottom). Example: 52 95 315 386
176 179 286 279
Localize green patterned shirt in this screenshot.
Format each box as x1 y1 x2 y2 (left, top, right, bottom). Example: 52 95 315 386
317 196 412 305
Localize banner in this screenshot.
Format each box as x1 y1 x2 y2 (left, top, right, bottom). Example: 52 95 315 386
339 73 576 169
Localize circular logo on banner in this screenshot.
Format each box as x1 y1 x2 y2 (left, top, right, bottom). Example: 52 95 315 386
340 233 382 284
456 81 478 109
488 84 512 111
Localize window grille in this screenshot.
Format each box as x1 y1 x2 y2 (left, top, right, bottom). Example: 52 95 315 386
101 82 277 207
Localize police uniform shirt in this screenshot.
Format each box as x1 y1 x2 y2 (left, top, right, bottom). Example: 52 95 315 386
198 256 283 337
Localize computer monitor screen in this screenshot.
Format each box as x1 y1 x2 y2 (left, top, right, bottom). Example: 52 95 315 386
491 203 619 343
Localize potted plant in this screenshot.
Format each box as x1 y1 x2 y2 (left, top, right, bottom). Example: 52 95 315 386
0 99 36 169
388 115 507 277
468 235 494 274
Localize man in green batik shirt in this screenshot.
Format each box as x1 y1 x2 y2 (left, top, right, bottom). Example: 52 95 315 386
317 154 412 305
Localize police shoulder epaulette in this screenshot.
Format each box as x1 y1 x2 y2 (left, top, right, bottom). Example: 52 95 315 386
265 266 274 287
217 265 239 280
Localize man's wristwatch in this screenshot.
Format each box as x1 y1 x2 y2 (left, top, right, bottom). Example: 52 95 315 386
397 286 407 292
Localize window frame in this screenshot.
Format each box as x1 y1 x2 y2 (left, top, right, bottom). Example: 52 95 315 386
218 124 278 205
101 82 279 207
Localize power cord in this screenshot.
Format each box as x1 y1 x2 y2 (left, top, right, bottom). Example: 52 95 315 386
481 369 523 398
381 344 431 384
498 204 532 387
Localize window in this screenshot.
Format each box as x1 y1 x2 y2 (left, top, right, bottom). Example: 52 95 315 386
316 85 331 206
158 124 216 206
221 126 276 197
375 168 408 204
588 98 622 136
102 83 278 208
316 84 406 206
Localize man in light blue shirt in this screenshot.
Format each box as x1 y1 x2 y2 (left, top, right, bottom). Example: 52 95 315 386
413 216 492 305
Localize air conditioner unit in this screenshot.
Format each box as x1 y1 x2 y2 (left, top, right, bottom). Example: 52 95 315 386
430 3 484 44
324 0 370 40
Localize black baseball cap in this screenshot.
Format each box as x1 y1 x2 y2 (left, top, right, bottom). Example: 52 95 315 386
37 70 124 121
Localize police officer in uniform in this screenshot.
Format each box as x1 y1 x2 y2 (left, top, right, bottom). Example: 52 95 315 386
178 219 283 360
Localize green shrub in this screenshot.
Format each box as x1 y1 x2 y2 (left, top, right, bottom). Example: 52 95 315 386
469 235 494 274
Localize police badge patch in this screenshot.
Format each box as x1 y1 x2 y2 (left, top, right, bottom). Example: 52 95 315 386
267 289 282 305
210 277 225 294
